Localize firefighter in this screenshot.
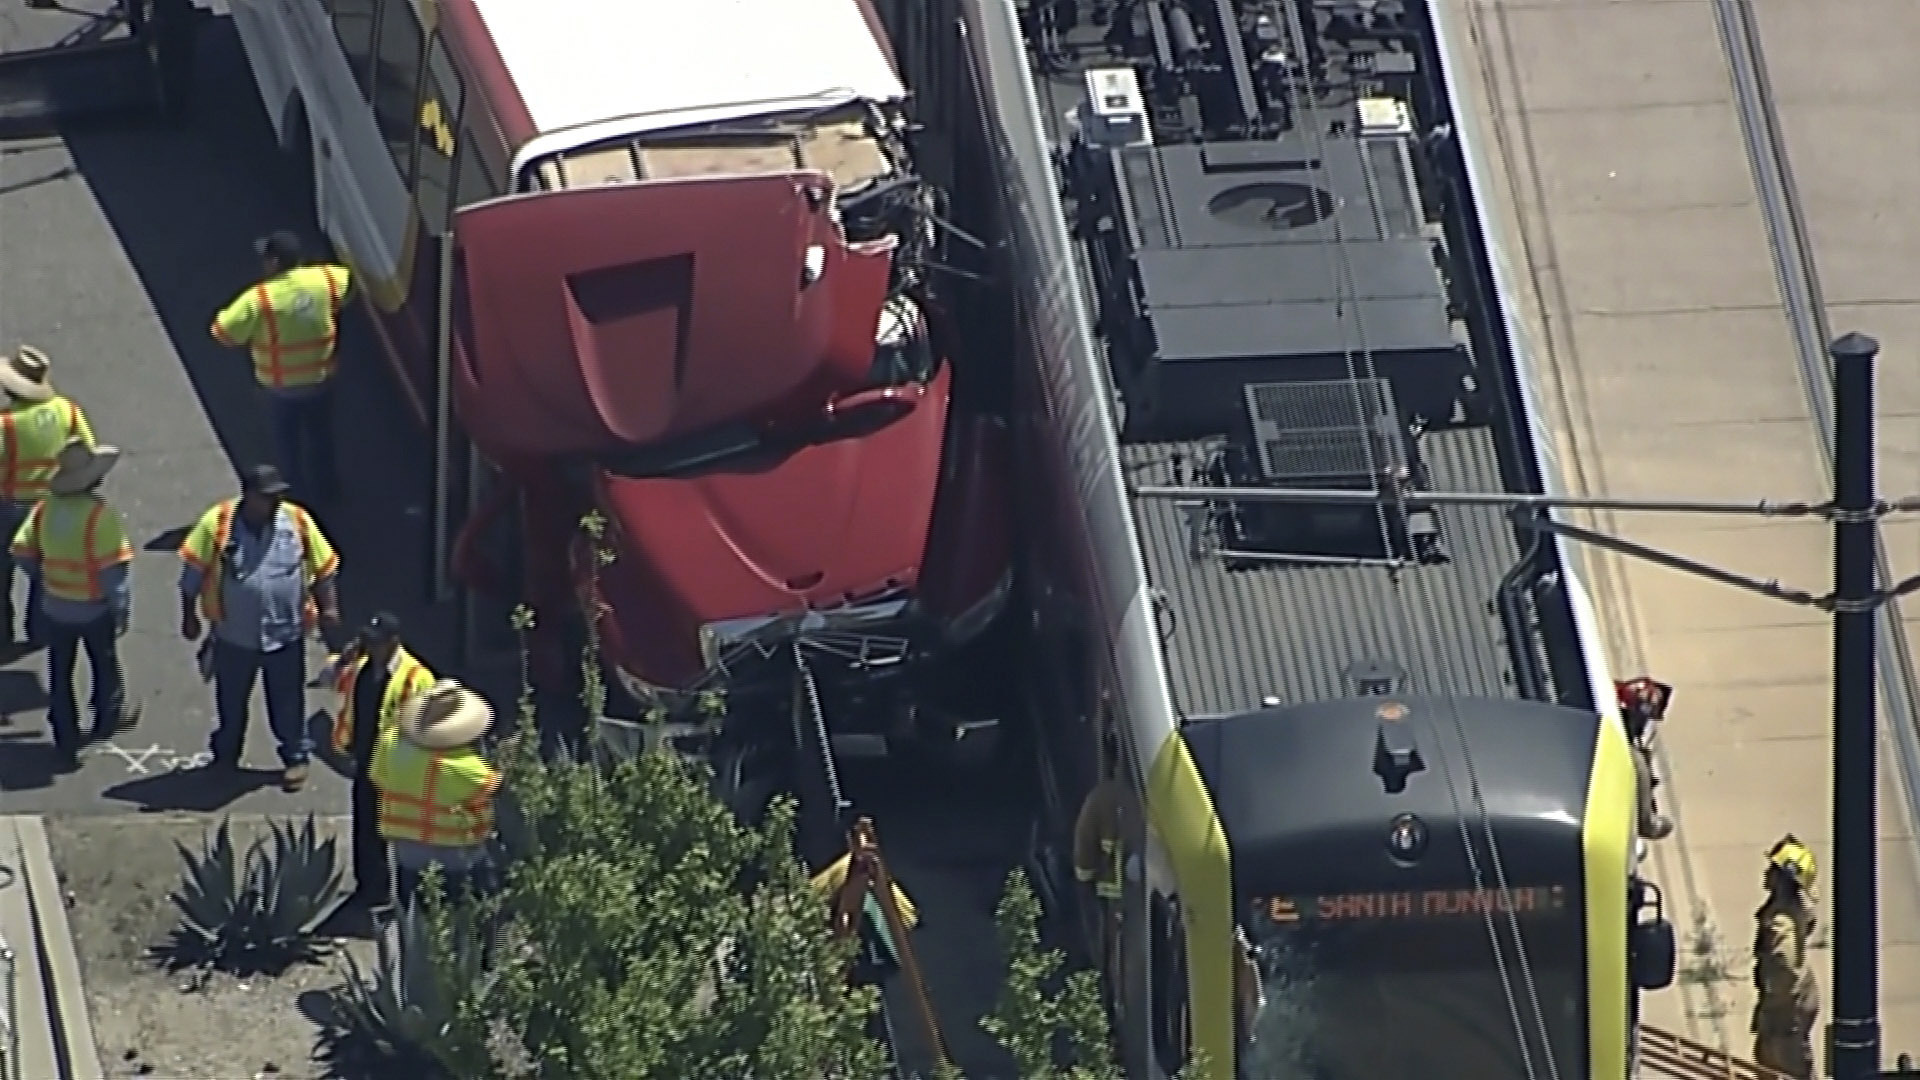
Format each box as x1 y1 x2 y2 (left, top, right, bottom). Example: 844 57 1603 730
1073 730 1133 971
0 346 95 645
209 231 353 500
1617 678 1675 840
178 464 341 791
329 612 435 913
1753 834 1820 1079
370 680 502 909
10 440 136 769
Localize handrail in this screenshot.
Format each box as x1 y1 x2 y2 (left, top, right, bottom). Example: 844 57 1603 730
1639 1024 1792 1080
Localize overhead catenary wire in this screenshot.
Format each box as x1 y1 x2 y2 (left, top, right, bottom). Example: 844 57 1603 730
1256 3 1561 1076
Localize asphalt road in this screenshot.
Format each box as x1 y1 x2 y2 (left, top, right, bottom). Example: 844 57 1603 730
0 10 455 816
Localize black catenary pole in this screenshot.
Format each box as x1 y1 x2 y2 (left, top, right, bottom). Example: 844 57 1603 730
1828 330 1882 1080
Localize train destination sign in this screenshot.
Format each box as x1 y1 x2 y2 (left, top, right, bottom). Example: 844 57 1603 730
1262 885 1570 925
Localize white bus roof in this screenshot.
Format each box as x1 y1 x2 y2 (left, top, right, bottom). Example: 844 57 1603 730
474 0 909 141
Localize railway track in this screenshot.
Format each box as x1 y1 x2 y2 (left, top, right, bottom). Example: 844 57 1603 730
1713 0 1920 908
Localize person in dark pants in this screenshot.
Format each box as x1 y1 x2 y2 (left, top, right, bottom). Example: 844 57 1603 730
327 612 434 913
209 233 353 502
178 465 340 791
10 441 139 769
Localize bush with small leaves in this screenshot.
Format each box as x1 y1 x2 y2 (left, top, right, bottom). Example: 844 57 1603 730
160 814 345 975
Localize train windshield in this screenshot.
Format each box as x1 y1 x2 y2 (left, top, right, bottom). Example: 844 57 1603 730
1241 886 1586 1080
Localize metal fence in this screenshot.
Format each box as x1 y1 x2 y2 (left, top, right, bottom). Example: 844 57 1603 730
0 927 17 1080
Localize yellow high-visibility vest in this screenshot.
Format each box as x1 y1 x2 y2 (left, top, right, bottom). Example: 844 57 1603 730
11 493 131 601
0 397 91 503
332 646 435 754
210 264 353 390
177 498 338 625
369 726 500 847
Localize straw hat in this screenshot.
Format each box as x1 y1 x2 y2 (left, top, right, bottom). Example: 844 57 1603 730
47 440 122 496
397 679 493 750
0 346 56 402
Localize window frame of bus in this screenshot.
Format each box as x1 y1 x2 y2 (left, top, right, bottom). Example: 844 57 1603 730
372 0 427 190
326 0 379 103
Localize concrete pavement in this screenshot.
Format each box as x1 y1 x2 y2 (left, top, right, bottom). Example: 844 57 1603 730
1439 0 1920 1060
0 13 458 816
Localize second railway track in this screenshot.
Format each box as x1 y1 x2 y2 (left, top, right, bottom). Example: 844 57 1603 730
1436 0 1920 1049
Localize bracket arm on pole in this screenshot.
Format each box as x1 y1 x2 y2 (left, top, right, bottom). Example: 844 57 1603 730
1514 512 1827 609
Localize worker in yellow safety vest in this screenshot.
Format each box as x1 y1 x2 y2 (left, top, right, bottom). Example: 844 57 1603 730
178 464 341 791
210 230 352 500
329 611 435 914
0 346 95 645
1753 834 1821 1079
371 679 502 909
10 440 136 769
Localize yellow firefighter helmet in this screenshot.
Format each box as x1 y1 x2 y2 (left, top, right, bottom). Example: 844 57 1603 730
1766 834 1818 894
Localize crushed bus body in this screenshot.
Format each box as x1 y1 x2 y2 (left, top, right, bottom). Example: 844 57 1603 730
216 0 1014 768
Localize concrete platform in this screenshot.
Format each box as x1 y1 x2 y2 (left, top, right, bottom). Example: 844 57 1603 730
1435 0 1920 1061
0 815 101 1080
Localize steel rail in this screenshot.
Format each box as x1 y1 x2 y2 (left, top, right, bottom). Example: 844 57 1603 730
1713 0 1920 971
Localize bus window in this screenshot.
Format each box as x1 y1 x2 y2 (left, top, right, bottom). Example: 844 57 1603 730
1150 895 1190 1075
416 32 465 235
326 0 379 101
373 0 426 187
452 116 505 210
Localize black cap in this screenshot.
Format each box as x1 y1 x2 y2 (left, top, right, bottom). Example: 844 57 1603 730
360 611 401 645
254 229 305 266
241 463 291 496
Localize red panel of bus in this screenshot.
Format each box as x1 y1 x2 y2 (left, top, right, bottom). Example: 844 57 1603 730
448 170 893 459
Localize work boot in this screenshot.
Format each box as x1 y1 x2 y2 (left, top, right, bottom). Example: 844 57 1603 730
282 762 310 792
90 704 140 741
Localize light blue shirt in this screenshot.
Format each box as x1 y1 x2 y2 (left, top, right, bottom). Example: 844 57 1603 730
177 508 312 652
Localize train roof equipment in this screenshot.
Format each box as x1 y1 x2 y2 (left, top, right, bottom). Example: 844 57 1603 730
1038 0 1577 723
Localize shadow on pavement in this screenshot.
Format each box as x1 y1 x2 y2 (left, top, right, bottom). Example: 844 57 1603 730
0 730 61 792
58 18 462 675
0 667 47 714
101 763 278 812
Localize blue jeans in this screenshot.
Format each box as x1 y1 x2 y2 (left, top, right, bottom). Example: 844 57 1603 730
266 386 338 498
0 501 44 638
46 611 123 750
210 638 309 766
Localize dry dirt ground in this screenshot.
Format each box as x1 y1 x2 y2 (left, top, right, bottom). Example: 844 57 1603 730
45 813 383 1080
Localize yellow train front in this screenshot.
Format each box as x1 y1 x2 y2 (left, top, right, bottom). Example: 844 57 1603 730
1176 694 1676 1079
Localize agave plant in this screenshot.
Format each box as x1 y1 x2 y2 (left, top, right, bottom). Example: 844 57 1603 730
325 902 495 1074
162 814 345 973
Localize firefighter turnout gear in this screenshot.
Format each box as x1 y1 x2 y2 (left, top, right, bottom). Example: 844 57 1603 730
1074 778 1129 902
371 681 501 907
332 644 434 755
178 495 338 628
211 263 352 392
1753 836 1820 1079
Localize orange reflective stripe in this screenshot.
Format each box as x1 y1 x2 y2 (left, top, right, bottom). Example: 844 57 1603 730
255 283 282 387
1 412 15 502
40 502 114 600
64 399 78 441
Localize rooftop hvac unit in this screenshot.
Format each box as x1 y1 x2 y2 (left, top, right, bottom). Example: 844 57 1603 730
1220 378 1443 565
